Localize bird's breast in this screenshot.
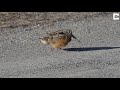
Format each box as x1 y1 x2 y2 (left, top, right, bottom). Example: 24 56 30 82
49 35 71 48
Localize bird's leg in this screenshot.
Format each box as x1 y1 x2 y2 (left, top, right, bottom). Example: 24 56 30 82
59 48 62 50
59 48 64 51
48 44 54 51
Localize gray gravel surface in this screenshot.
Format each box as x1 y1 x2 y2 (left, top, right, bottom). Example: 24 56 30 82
0 12 120 78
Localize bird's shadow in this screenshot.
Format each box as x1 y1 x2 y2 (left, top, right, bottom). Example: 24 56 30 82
63 47 120 52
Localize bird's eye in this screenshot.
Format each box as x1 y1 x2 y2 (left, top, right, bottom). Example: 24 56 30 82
68 30 72 34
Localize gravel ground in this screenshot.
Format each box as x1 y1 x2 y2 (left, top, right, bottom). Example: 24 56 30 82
0 12 120 78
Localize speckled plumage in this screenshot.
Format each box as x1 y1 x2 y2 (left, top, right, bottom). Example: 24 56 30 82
39 30 80 49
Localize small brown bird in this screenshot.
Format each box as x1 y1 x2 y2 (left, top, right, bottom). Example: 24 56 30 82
39 30 80 49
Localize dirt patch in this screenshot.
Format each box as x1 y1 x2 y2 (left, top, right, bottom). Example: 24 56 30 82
0 12 110 28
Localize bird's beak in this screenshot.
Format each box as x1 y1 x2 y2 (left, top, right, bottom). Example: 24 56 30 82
72 34 81 43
